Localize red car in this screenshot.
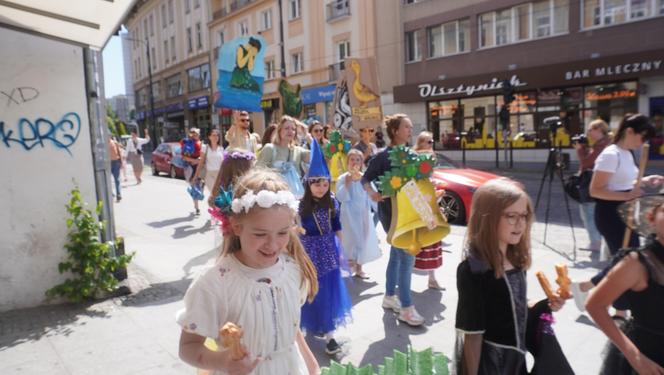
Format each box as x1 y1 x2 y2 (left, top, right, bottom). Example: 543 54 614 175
151 142 185 179
432 154 500 224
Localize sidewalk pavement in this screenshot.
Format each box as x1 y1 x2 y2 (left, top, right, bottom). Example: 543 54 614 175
0 168 610 374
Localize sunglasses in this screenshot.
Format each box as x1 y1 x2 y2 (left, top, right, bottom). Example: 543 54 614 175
427 140 434 145
239 119 249 122
360 128 375 133
312 129 324 133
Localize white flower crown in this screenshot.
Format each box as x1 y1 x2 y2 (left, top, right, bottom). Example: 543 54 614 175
230 189 300 214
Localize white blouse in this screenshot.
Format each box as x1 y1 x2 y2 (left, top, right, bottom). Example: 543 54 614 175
203 145 224 171
176 254 308 375
594 144 638 191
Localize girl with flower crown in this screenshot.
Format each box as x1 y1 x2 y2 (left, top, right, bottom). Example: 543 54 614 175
299 139 352 356
177 169 320 375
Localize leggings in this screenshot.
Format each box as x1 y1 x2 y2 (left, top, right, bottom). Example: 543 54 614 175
590 197 640 310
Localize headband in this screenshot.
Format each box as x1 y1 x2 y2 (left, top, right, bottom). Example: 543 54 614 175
231 189 299 214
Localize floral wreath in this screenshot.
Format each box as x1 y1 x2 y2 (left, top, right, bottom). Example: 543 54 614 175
223 150 255 160
231 190 300 214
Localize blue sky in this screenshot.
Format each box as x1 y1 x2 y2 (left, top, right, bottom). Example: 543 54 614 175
102 35 125 98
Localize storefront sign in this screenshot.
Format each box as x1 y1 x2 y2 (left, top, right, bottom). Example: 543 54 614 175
187 96 209 109
301 84 336 105
565 60 662 81
154 102 184 115
261 98 279 110
418 75 527 99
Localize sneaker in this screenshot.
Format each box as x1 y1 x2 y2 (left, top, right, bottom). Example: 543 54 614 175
116 196 122 203
195 208 201 216
571 282 588 312
382 295 401 313
398 306 425 326
325 339 341 355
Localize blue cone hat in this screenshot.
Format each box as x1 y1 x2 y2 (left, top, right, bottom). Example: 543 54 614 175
305 139 331 180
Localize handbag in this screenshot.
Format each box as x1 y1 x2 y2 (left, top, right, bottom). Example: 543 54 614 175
273 146 304 198
198 146 209 180
577 170 593 203
563 174 581 202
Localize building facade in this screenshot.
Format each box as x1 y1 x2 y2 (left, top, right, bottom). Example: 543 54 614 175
125 0 213 143
108 94 132 123
121 35 136 114
208 0 379 135
391 0 664 160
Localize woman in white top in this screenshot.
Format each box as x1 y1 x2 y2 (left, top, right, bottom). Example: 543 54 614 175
126 128 150 184
572 114 662 312
194 128 224 203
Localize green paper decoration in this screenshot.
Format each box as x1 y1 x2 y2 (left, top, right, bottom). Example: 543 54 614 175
377 145 435 196
323 130 352 159
321 347 449 375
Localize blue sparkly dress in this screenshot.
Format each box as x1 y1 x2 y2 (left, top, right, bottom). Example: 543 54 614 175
299 197 352 334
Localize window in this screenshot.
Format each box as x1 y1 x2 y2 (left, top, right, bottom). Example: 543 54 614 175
149 14 154 36
495 9 512 45
289 0 301 20
218 29 225 47
196 23 202 49
443 23 458 54
168 0 174 24
260 9 273 30
515 4 530 40
458 19 469 52
582 0 661 28
427 25 442 58
237 20 249 36
532 1 551 38
164 40 169 64
170 36 176 61
479 1 567 48
266 59 276 80
137 57 142 78
194 0 200 8
337 40 350 62
187 27 193 53
161 4 167 28
554 0 570 34
143 19 149 40
405 30 420 62
166 74 183 98
151 82 161 101
479 13 494 48
188 64 211 92
291 52 303 73
185 0 190 14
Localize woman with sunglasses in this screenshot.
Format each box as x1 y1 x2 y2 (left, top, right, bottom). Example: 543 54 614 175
352 127 378 166
307 121 329 149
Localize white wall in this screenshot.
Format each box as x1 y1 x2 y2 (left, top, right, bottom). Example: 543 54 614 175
0 27 97 311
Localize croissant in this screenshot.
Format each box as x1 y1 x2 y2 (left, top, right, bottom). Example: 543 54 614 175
219 322 247 360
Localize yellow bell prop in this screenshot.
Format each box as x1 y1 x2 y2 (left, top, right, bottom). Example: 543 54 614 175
387 179 450 256
328 152 348 191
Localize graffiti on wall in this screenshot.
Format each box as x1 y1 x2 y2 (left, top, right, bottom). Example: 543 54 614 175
1 86 80 155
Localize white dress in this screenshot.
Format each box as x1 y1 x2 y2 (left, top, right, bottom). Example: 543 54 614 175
335 172 381 265
176 254 309 375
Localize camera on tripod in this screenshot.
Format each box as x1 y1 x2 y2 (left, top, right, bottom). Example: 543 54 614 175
543 116 564 135
571 134 588 145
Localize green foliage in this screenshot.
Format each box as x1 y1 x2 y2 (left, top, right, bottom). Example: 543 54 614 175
377 145 435 196
106 104 120 138
321 347 449 375
46 187 134 303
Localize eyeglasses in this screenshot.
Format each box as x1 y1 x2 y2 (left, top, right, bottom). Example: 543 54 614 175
360 128 375 133
502 212 529 225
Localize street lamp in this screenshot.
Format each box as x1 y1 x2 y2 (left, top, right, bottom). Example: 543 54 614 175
123 35 158 149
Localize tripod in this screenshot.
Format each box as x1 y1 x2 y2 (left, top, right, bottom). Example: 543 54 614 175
534 142 577 261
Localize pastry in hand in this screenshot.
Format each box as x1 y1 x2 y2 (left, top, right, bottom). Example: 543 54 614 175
554 264 572 299
219 322 247 360
350 165 362 181
536 271 557 300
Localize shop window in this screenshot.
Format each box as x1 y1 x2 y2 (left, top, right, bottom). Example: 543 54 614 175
584 82 637 108
509 92 537 113
405 30 421 62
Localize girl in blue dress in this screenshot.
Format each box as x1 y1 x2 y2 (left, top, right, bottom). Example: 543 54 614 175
299 139 352 356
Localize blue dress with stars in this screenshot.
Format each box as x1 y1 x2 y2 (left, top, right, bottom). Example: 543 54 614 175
299 197 352 334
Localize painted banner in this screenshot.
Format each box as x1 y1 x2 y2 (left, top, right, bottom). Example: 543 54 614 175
278 79 303 117
345 57 382 129
332 77 352 131
215 35 266 112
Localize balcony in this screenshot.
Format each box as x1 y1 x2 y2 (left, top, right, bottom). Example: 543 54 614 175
212 7 228 19
326 0 350 22
328 61 345 82
230 0 254 12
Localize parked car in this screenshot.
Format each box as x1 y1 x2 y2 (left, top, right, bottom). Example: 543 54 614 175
151 142 185 179
431 153 500 225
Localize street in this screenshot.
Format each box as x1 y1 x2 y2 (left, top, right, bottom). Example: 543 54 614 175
0 166 609 374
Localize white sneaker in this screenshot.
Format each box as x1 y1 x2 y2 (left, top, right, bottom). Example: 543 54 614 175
398 306 425 326
382 295 401 313
571 282 588 312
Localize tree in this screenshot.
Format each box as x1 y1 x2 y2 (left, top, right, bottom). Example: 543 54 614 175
106 104 120 138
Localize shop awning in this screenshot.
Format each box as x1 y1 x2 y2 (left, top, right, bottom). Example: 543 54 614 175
0 0 137 49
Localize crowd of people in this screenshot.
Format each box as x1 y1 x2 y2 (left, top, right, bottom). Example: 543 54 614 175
162 111 664 374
